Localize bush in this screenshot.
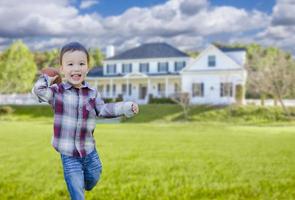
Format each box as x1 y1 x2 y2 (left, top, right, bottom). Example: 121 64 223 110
103 96 124 103
0 106 15 115
149 97 176 104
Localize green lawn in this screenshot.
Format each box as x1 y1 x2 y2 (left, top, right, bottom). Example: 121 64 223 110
1 120 295 199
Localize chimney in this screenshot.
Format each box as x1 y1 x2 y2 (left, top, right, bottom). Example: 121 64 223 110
106 45 115 58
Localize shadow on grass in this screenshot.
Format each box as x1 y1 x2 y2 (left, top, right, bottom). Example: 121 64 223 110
122 104 182 123
170 105 226 122
9 105 54 118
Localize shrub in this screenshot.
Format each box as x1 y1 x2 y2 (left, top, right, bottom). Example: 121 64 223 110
0 106 15 115
103 98 113 103
149 97 176 104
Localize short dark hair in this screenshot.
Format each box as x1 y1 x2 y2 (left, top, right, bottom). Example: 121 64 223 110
59 42 89 65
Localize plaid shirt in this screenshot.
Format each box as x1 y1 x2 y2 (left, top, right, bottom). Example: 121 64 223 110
32 75 134 157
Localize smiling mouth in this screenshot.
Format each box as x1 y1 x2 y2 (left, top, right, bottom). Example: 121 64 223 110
71 74 82 81
71 74 82 77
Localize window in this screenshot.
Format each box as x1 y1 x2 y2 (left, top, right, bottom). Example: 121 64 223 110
158 62 169 73
192 83 204 97
157 83 165 96
220 82 233 97
106 84 110 96
208 55 216 67
97 85 104 93
174 61 186 71
106 64 116 74
139 63 149 73
122 64 132 73
128 84 132 96
122 84 127 95
112 84 116 96
174 83 180 93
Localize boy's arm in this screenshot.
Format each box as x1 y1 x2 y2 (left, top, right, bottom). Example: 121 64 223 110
32 74 57 104
95 92 138 118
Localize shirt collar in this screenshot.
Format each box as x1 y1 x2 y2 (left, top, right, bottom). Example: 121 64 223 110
62 81 94 90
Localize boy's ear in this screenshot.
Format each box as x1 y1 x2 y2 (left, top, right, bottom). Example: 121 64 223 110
59 66 63 74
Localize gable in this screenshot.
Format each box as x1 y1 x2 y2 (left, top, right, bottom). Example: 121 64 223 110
182 45 244 72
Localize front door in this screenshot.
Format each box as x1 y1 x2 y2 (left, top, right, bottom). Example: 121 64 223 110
139 84 147 100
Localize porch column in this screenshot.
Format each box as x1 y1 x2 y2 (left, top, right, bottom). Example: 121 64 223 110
94 79 98 88
147 78 151 102
147 78 151 95
110 78 113 98
126 78 129 97
165 77 169 97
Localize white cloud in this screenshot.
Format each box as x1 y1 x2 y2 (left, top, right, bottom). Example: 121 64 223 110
272 0 295 25
0 0 104 38
1 0 295 55
80 0 99 9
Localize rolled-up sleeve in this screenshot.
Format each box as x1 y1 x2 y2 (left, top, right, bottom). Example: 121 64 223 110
95 92 134 118
32 74 57 104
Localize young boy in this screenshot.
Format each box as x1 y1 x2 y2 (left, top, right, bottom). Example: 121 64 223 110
32 42 139 200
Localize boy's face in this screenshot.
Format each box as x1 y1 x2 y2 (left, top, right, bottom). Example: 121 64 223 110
60 50 89 88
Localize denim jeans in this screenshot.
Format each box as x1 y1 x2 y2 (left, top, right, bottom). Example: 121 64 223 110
60 148 102 200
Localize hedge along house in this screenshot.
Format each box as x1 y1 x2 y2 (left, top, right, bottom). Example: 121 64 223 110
86 43 247 105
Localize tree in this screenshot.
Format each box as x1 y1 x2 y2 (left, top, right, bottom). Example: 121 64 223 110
170 92 190 121
0 40 37 93
89 48 104 68
247 47 295 113
34 49 59 70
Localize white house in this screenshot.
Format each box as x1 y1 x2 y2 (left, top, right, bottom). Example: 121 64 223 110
86 43 247 105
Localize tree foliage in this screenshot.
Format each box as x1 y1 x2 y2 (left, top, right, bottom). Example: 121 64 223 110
89 48 104 67
34 49 59 70
0 40 37 93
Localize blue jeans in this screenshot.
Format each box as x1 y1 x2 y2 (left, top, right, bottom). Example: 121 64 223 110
60 148 102 200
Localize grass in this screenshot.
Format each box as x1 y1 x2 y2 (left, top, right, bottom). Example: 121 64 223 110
3 104 294 125
1 120 295 199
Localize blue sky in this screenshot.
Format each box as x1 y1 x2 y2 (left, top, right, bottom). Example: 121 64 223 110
78 0 276 16
0 0 294 55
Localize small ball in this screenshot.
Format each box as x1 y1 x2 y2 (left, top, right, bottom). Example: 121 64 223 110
40 67 62 84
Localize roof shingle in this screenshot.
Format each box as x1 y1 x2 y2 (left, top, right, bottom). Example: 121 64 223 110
106 42 189 60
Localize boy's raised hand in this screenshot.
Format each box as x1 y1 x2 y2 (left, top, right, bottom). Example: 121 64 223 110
48 75 59 85
131 103 139 114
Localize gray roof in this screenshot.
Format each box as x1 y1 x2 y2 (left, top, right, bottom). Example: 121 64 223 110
106 42 189 60
87 66 103 77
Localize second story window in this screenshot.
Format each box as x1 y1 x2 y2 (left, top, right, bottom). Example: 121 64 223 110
158 62 169 73
106 64 116 74
122 64 132 73
174 61 186 72
208 55 216 67
139 63 149 73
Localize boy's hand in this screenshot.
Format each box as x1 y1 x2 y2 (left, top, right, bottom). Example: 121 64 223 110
41 67 62 85
47 75 59 86
131 103 139 114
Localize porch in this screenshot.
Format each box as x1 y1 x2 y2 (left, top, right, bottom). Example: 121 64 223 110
86 73 181 104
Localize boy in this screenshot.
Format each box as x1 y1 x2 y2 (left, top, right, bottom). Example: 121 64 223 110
32 42 139 200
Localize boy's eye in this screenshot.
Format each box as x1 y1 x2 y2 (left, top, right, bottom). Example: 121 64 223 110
80 63 85 65
68 63 73 66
